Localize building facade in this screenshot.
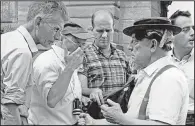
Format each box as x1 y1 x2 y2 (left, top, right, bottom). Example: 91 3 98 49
1 1 172 56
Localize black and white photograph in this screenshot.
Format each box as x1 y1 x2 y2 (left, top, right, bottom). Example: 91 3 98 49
1 0 194 125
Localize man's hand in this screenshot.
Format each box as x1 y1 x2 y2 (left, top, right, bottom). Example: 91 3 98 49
90 88 104 106
100 99 124 124
66 47 84 71
18 105 29 125
78 113 94 125
81 96 91 106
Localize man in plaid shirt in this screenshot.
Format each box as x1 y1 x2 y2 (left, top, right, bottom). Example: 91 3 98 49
78 10 131 106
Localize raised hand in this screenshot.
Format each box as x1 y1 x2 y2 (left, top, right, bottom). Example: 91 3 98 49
66 47 84 71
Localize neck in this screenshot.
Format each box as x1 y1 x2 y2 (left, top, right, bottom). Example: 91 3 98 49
99 44 111 56
148 49 167 67
173 46 192 60
23 21 39 45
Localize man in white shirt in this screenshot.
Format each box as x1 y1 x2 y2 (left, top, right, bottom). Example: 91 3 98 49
28 22 94 125
169 10 194 125
1 1 69 125
78 17 189 125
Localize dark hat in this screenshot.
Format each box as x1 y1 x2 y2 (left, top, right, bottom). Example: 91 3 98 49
123 17 182 36
61 22 94 39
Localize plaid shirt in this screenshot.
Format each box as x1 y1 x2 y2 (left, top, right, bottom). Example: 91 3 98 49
79 43 131 94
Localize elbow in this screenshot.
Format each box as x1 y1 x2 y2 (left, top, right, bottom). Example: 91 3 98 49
47 98 56 108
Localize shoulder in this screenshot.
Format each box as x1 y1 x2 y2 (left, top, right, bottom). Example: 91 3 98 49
152 66 188 94
115 48 127 57
33 49 57 71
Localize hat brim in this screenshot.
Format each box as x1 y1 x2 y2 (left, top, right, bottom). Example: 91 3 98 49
123 24 182 36
71 33 94 40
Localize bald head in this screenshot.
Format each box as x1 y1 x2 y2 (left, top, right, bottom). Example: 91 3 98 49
91 10 114 28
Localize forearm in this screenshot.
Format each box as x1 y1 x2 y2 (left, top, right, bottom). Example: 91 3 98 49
118 115 168 125
5 103 21 125
93 119 117 125
82 87 99 96
24 85 33 108
47 66 74 108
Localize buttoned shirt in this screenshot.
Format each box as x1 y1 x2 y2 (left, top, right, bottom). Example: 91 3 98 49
28 45 82 125
169 48 194 111
125 56 189 125
79 44 131 94
1 26 38 120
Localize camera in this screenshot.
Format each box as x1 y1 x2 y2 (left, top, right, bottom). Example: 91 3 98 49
72 98 82 115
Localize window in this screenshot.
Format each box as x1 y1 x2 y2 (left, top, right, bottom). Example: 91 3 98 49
1 1 18 23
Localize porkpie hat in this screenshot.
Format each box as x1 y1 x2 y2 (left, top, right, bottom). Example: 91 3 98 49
61 22 94 39
123 17 182 36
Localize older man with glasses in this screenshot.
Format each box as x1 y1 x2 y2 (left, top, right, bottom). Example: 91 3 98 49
1 1 69 125
27 22 93 125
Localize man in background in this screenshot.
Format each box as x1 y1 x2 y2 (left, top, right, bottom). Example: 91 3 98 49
78 10 131 108
170 10 194 125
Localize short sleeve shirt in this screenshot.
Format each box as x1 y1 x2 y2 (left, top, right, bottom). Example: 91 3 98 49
79 44 131 94
28 45 82 125
126 56 189 125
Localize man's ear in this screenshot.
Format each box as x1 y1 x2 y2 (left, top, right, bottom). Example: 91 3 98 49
150 39 158 52
35 16 42 26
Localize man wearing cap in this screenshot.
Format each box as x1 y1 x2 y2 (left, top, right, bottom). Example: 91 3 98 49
27 22 93 125
78 17 189 125
169 10 194 125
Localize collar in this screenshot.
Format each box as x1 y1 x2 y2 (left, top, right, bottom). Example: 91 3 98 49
143 56 171 77
17 26 38 54
93 43 116 56
51 45 66 64
172 48 194 62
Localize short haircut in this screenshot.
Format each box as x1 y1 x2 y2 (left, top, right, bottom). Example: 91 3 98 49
91 10 114 28
27 1 69 22
169 10 191 25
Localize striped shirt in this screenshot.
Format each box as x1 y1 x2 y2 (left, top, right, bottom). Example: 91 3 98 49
79 44 131 94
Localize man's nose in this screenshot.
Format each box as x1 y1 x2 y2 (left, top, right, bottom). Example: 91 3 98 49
189 26 194 37
101 31 108 38
54 31 62 40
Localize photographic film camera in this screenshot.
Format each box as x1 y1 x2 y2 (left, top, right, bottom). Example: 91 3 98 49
72 98 88 115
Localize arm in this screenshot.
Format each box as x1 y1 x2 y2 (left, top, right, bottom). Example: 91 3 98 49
47 66 74 108
78 74 93 96
118 115 169 125
78 74 104 105
1 49 32 124
47 47 84 108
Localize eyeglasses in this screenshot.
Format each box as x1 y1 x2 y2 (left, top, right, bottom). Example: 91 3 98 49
44 21 62 32
41 14 63 33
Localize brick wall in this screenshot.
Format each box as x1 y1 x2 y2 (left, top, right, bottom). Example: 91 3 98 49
1 1 163 56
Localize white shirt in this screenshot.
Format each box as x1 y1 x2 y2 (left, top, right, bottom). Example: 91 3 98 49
125 56 189 125
1 26 38 104
169 48 194 111
28 45 82 125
